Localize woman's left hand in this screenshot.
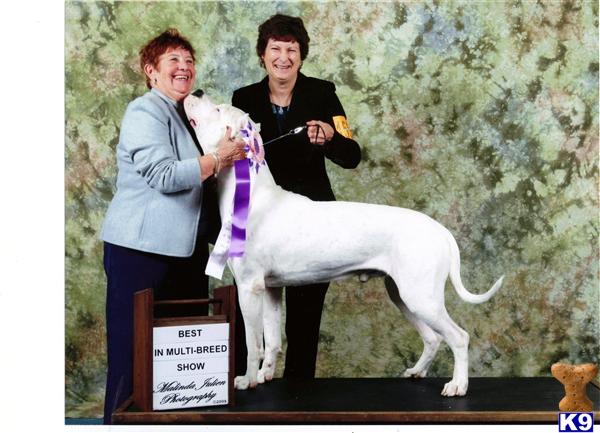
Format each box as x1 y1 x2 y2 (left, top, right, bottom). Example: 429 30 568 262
306 120 334 145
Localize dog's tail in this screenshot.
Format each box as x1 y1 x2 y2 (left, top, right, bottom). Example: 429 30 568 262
446 230 504 304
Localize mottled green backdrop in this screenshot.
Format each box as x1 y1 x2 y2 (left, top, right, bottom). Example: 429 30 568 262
65 0 599 418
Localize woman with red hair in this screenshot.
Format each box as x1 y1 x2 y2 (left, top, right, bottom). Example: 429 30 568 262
100 29 245 423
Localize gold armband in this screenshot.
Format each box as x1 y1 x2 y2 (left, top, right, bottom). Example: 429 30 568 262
332 115 353 139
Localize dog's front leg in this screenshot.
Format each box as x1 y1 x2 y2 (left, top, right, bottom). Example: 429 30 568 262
234 282 264 390
258 287 283 383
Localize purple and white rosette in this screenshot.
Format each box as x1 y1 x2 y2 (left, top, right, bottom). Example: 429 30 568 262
205 121 265 279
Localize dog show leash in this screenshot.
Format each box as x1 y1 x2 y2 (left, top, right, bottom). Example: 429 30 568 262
262 124 327 146
262 124 326 166
262 125 308 145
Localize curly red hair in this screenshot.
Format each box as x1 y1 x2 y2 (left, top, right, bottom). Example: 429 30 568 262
139 28 196 89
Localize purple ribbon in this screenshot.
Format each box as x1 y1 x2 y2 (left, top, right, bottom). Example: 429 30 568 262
228 158 251 257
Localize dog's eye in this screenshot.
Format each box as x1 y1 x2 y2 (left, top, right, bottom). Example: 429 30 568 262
216 108 220 113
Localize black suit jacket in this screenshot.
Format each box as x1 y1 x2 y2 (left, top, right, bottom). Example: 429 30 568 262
232 73 361 201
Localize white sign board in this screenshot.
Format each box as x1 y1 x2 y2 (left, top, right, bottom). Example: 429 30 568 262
153 323 229 410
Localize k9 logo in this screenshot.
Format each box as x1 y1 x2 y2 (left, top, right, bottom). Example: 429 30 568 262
558 413 594 432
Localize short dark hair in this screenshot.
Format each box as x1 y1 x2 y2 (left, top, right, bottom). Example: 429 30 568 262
139 28 196 89
256 14 310 67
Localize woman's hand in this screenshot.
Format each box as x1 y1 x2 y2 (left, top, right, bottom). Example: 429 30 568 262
216 126 247 168
306 120 334 145
199 126 247 181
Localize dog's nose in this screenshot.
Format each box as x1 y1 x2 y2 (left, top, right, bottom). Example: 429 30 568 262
192 89 204 98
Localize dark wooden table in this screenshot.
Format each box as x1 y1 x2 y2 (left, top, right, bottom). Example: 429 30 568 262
113 377 600 424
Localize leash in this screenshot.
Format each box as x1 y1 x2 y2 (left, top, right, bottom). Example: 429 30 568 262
262 124 326 164
262 125 308 145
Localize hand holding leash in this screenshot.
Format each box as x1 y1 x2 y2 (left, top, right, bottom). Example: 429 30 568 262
306 120 333 145
261 122 332 147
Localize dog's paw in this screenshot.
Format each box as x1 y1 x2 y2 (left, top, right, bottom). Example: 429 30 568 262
257 363 275 384
441 379 468 397
402 367 428 378
234 375 257 390
257 370 270 384
234 375 249 390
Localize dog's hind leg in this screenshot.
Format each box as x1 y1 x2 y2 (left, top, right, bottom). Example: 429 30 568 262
258 286 283 383
234 281 265 390
384 276 443 378
426 308 470 396
400 288 470 396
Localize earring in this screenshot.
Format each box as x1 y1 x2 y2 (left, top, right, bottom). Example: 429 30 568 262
153 78 157 84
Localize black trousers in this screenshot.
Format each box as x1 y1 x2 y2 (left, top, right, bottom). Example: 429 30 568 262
235 282 328 378
102 240 209 424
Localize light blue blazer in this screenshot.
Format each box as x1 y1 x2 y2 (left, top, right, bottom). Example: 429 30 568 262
101 88 206 257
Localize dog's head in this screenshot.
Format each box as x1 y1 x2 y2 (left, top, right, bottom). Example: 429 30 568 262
183 91 251 154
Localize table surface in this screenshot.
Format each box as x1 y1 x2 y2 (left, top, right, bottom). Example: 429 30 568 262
113 377 600 424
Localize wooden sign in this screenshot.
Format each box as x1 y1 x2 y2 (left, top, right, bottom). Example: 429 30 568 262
153 323 230 410
131 286 236 416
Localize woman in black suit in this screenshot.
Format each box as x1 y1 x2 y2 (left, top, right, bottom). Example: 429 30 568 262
232 14 361 379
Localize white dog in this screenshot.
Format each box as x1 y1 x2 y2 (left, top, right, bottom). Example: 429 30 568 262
184 93 503 397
